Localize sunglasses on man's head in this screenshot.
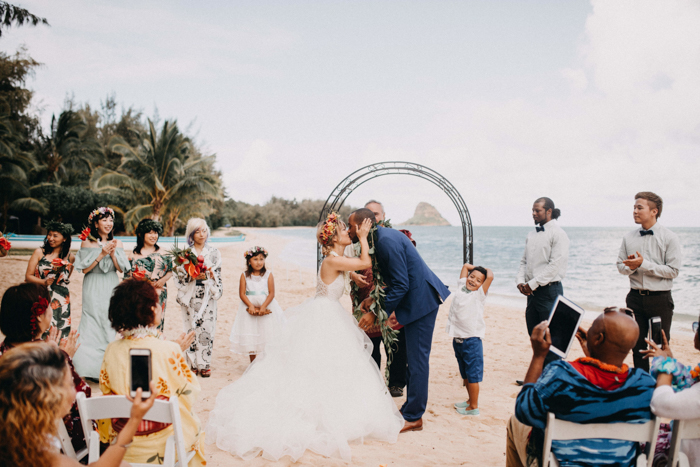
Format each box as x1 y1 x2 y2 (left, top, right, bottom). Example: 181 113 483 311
603 306 634 317
693 322 698 333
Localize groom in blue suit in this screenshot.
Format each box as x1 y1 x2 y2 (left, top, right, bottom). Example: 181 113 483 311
349 208 450 432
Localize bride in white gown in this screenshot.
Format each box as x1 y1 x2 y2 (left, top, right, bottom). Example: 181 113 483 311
206 214 404 462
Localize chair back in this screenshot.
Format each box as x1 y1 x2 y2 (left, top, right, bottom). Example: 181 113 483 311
668 418 700 467
542 412 660 467
76 392 191 467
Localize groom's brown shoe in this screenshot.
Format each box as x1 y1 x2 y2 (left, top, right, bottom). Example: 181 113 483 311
400 418 423 433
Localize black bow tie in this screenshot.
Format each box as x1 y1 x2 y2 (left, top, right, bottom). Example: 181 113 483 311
536 226 545 232
640 229 654 236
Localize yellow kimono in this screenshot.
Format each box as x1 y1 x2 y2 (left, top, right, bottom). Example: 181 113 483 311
99 330 206 466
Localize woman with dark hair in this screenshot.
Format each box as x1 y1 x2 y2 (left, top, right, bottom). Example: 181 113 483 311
72 207 130 380
0 282 89 453
0 342 155 467
126 218 173 331
99 279 206 466
25 220 75 340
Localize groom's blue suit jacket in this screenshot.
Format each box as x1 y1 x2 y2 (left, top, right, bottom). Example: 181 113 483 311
375 226 450 326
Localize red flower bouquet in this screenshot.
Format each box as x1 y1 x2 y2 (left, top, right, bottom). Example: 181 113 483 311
78 226 97 242
0 237 11 251
131 266 149 282
168 242 207 280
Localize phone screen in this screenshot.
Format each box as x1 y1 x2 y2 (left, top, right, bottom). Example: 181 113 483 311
548 301 581 354
650 319 662 345
130 354 151 393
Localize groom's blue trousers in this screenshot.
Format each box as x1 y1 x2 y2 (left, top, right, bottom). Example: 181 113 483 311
401 306 439 422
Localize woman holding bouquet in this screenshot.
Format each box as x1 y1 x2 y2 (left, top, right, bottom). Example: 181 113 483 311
72 207 130 380
126 218 173 331
25 220 75 340
174 218 222 377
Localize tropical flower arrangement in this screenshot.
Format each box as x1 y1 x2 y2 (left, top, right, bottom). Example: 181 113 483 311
78 226 98 242
168 241 207 279
350 223 398 382
0 236 11 251
51 257 71 275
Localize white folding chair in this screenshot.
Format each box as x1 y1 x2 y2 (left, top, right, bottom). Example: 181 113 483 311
542 412 661 467
76 392 195 467
56 419 88 461
668 418 700 467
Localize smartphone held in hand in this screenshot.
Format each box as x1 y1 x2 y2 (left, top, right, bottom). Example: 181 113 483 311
130 348 152 398
648 317 663 346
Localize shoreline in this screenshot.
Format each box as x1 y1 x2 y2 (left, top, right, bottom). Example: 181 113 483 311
1 228 698 465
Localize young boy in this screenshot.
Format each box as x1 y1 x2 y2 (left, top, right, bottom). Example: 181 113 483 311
446 263 493 416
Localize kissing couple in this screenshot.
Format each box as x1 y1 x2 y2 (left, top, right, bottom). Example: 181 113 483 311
206 208 450 462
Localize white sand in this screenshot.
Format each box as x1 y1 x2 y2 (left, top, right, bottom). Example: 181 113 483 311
1 228 696 466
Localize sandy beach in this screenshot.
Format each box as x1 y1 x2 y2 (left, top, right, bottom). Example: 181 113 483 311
1 228 697 466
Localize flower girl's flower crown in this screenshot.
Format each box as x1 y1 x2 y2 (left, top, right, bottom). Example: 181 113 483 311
319 212 339 245
88 207 115 224
244 246 268 259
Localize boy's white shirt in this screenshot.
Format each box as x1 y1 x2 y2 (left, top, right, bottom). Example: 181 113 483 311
446 277 487 339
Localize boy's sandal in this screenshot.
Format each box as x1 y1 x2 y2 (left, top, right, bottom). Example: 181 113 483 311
191 367 198 375
200 369 211 378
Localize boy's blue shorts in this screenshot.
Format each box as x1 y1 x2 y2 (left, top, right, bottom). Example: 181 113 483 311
453 337 483 383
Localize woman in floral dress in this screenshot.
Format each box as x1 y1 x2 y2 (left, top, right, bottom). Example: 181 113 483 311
174 218 223 377
126 219 173 332
25 220 75 340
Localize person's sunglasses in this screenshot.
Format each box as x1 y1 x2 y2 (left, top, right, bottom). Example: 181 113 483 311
693 322 698 333
604 306 634 317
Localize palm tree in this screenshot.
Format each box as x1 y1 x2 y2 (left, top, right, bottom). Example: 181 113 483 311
0 113 47 231
91 119 222 235
33 110 104 184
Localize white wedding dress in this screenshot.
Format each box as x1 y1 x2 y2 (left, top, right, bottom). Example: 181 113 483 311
206 261 404 462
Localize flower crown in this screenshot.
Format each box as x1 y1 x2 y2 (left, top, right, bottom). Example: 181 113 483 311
88 207 115 224
319 212 339 245
244 246 268 259
44 220 73 237
135 218 163 236
28 297 49 337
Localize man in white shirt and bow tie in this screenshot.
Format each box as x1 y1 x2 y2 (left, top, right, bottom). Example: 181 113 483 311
617 191 682 371
516 197 570 369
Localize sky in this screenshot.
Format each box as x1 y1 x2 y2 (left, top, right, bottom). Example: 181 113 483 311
3 0 700 227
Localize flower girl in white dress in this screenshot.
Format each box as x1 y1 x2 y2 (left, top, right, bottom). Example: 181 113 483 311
207 213 404 462
230 246 284 362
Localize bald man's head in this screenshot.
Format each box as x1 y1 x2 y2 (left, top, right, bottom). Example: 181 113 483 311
587 308 639 364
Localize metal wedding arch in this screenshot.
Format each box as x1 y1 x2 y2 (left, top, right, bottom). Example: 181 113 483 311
316 161 473 269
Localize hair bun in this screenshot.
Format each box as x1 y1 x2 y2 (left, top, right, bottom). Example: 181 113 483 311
552 208 561 219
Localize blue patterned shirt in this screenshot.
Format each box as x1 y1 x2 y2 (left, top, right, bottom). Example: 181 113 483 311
515 360 656 466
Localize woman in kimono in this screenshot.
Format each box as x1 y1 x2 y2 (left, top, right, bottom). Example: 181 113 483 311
174 218 222 377
99 279 205 466
126 218 173 332
72 207 130 380
25 220 75 340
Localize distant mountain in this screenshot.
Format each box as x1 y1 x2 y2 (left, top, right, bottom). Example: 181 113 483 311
399 202 451 226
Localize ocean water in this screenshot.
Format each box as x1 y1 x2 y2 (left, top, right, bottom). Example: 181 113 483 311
270 226 700 318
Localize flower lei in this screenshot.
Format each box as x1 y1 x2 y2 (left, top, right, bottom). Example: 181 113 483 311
29 297 49 337
244 246 268 259
88 206 115 224
135 218 163 236
350 223 398 382
121 325 162 340
44 220 74 237
319 212 339 245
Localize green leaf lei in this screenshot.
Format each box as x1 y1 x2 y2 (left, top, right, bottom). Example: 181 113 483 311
351 220 398 382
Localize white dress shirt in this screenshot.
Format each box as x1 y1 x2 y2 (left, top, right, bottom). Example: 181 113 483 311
516 219 570 291
445 278 487 339
616 222 681 292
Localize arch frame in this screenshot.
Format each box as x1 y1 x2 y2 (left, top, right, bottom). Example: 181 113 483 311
317 161 473 269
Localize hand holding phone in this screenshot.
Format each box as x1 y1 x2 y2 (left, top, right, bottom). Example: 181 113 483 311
648 317 662 347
